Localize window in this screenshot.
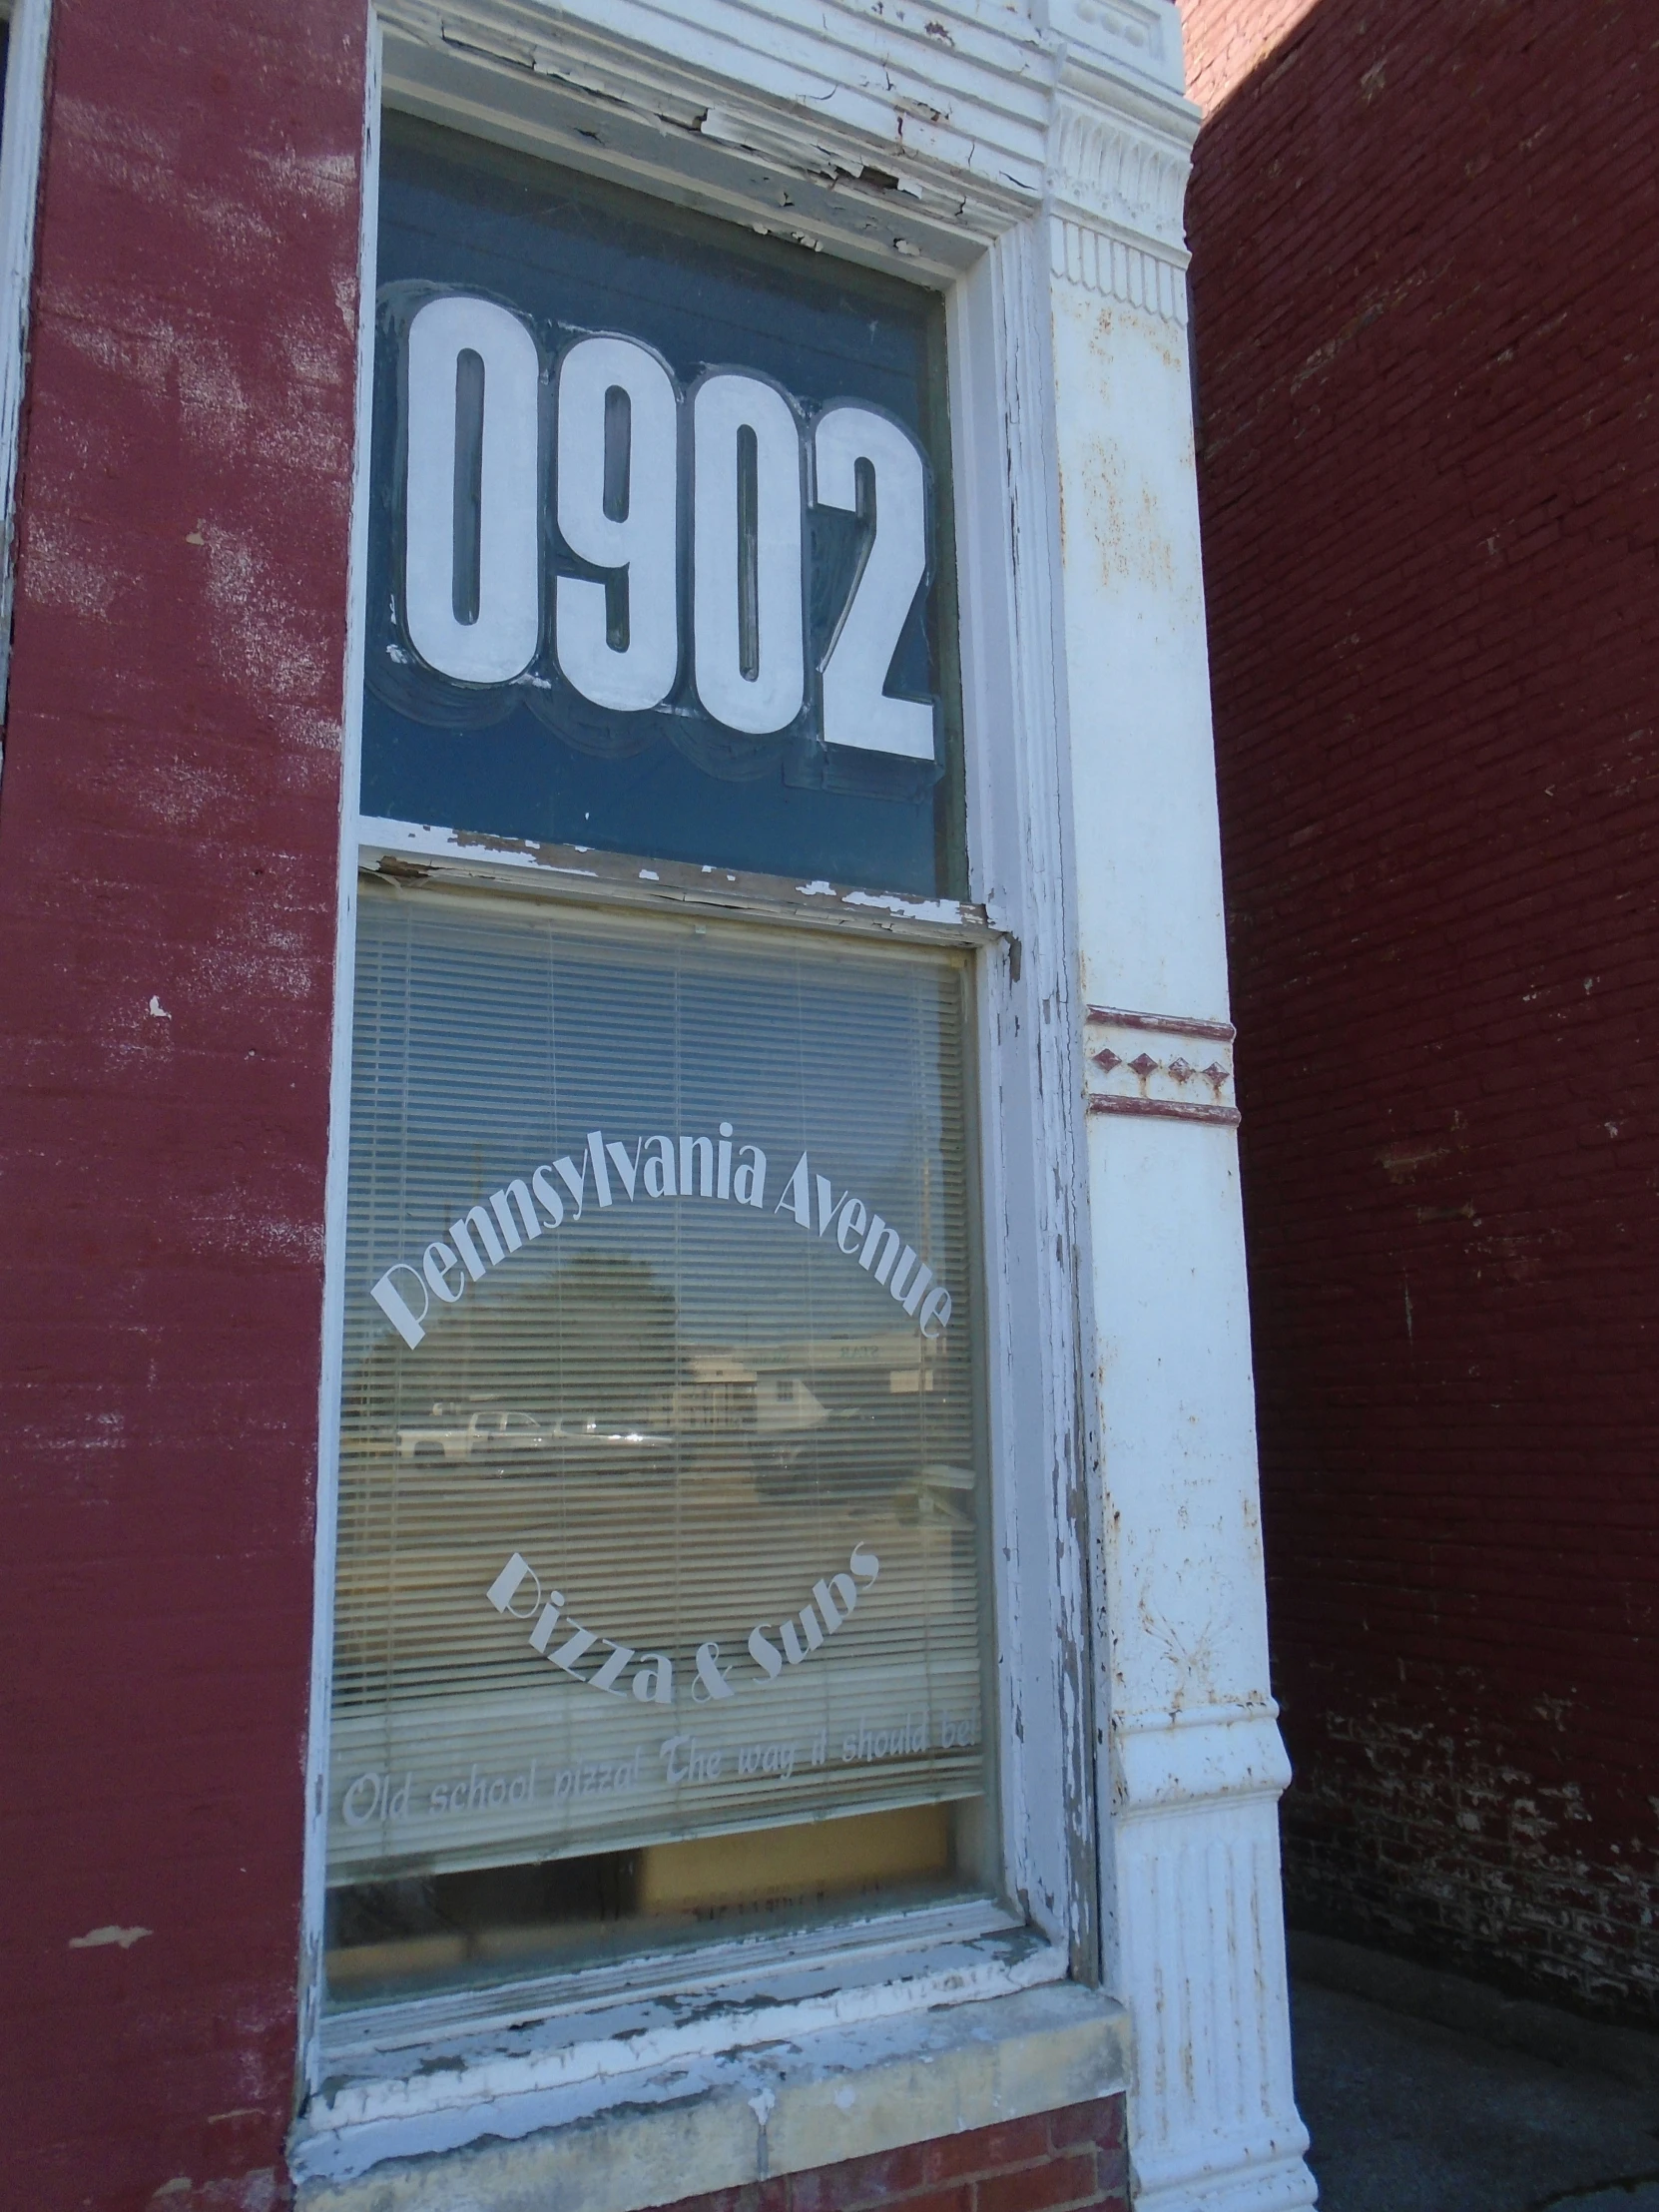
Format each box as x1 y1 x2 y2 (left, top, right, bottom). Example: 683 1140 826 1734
321 113 1001 2013
361 115 963 894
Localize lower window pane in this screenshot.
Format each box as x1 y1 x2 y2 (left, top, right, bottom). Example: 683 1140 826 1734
325 883 995 2004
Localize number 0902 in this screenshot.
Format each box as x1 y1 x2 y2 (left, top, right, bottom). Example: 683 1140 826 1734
398 291 937 764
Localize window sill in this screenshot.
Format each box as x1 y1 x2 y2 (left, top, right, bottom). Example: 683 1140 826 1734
289 1924 1128 2210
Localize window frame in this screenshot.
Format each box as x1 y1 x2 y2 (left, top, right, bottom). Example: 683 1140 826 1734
0 0 52 737
297 4 1099 2147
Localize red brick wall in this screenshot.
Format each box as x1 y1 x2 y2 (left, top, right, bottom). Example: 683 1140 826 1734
0 3 366 2205
1180 0 1659 2021
662 2098 1127 2212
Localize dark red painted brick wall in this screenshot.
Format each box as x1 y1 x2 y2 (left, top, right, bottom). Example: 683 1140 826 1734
0 3 367 2205
662 2097 1127 2212
1180 0 1659 2021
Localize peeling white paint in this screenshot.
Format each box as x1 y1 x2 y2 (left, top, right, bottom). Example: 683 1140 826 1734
837 886 969 924
293 1973 1124 2205
309 1926 1061 2144
69 1924 152 1949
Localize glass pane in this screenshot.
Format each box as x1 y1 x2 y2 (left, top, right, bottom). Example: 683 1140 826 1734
325 884 995 2002
362 114 965 897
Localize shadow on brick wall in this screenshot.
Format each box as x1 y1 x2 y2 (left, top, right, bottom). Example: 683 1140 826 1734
1183 0 1659 2029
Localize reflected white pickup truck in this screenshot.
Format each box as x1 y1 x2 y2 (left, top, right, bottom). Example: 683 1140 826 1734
395 1408 553 1462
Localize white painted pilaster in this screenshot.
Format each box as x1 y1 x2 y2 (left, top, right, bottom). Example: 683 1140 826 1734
1037 3 1318 2203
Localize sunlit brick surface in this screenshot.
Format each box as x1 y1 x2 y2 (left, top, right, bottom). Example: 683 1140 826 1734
0 2 366 2202
661 2096 1128 2212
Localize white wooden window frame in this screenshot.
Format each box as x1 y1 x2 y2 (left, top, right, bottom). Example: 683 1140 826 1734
294 7 1316 2210
0 0 52 743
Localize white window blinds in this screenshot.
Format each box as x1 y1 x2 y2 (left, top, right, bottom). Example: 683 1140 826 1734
327 883 990 1893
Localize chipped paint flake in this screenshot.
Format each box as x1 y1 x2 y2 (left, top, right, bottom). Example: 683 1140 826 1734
69 1924 152 1949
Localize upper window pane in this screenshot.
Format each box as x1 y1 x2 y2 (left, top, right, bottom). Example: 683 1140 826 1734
363 116 964 897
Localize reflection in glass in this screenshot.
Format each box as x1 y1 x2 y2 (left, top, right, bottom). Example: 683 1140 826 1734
325 884 995 2002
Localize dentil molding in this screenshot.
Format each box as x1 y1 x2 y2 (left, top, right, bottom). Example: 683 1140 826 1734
1052 215 1187 319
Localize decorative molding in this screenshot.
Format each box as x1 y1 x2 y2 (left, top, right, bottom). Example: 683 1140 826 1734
1041 2 1195 302
378 0 1057 280
1084 1005 1237 1124
1115 1798 1317 2210
1087 1003 1234 1040
1090 1094 1239 1127
1037 0 1187 98
1051 216 1186 319
379 0 1198 287
1112 1700 1291 1813
1046 95 1190 257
